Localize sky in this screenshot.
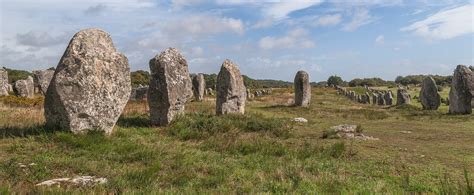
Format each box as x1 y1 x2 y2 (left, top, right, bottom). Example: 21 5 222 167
0 0 473 82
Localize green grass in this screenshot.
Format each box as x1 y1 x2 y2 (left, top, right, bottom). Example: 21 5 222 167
0 87 473 193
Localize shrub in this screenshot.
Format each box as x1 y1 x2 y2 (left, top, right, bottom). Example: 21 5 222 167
166 113 292 140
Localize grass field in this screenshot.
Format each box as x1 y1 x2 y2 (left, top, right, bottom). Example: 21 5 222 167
0 87 473 193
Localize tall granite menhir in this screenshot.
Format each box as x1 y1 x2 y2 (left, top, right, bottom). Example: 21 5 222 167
294 70 310 107
449 65 473 114
45 28 131 135
0 68 8 96
192 73 205 101
419 76 441 110
216 59 246 115
148 48 193 126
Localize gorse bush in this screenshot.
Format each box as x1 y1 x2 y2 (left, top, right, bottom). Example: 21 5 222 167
166 113 292 140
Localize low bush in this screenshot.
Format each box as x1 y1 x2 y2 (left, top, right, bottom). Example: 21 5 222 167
166 113 292 140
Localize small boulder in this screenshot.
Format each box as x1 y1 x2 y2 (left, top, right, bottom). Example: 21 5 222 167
14 76 34 98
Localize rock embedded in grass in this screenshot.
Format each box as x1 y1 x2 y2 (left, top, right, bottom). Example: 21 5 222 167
192 73 205 101
44 28 131 135
322 124 378 140
294 70 311 107
13 76 34 98
148 48 193 125
419 76 441 110
36 176 107 187
449 65 473 114
216 59 246 115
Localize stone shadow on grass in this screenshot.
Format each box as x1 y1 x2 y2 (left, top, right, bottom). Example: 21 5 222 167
0 124 58 138
260 104 296 110
117 114 151 128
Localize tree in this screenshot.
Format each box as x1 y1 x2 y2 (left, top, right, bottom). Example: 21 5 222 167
130 70 150 87
327 75 343 86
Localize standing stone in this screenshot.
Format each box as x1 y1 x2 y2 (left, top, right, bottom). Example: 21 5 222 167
0 68 8 96
205 88 214 96
33 69 55 95
384 91 393 106
364 92 371 104
216 59 246 115
130 86 148 101
294 70 311 107
192 73 205 101
44 28 131 135
419 77 441 110
372 93 378 105
14 76 34 98
396 88 411 105
449 65 473 114
377 92 386 106
247 89 254 100
148 48 193 126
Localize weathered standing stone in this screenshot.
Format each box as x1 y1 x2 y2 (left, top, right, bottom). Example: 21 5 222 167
294 71 311 107
419 77 441 110
247 89 254 100
130 86 148 101
148 48 193 125
192 73 205 101
384 91 393 106
14 76 34 98
44 28 131 135
33 69 55 95
0 68 8 96
449 65 473 114
205 88 214 96
372 94 378 105
364 92 371 104
396 88 411 105
216 59 246 115
377 92 386 106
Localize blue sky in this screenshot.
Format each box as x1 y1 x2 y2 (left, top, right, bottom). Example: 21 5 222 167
1 0 473 82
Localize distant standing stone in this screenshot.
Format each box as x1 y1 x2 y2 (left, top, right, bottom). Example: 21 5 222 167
396 88 411 105
294 70 311 107
44 28 131 135
419 77 441 110
0 68 8 96
377 92 386 106
33 69 55 95
148 48 193 125
192 73 205 101
372 93 378 105
216 59 246 115
14 76 34 98
384 91 393 106
449 65 473 114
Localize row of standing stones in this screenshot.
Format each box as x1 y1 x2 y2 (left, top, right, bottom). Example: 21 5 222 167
335 65 473 114
0 28 310 135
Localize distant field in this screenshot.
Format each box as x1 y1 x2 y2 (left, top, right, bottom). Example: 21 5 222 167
0 87 473 193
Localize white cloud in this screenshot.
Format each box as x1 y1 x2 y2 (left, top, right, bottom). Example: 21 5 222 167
313 14 342 27
342 9 376 31
263 0 324 19
375 35 384 44
401 4 474 40
163 15 245 36
258 28 315 50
